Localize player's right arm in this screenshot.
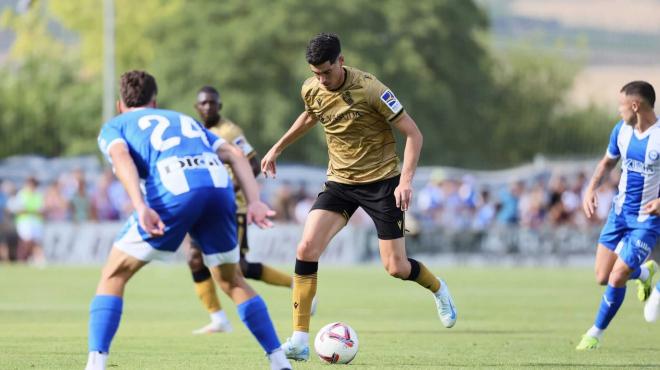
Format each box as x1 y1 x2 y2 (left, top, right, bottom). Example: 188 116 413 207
261 111 317 178
108 143 165 236
583 154 619 218
583 121 623 218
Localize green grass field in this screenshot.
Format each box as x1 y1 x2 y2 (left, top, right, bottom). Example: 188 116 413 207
1 264 659 369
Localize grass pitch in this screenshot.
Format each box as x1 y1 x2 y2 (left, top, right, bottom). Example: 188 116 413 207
0 264 659 369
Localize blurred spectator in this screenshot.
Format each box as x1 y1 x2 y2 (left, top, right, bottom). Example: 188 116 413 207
473 189 496 231
518 179 546 229
272 180 296 221
0 180 19 262
70 171 93 222
496 181 524 225
44 180 70 221
7 177 46 266
92 170 120 221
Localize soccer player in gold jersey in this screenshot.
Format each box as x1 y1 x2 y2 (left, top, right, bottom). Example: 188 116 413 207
188 85 314 334
261 33 457 361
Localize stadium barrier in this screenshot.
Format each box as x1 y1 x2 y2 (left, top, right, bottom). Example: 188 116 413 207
40 222 635 265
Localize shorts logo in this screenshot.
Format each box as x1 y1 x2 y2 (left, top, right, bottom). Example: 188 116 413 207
380 90 403 114
649 150 659 161
397 220 402 231
341 91 354 105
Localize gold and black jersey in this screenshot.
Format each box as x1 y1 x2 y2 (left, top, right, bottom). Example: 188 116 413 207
208 117 256 213
301 66 405 184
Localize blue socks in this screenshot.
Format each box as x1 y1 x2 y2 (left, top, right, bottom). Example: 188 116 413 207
89 295 123 353
629 267 641 280
594 285 626 330
237 295 281 354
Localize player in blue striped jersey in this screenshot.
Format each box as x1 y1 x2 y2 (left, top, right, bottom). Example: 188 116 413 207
577 81 659 350
85 71 291 370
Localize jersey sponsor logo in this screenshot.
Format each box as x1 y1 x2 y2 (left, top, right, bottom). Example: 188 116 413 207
318 111 363 125
649 150 659 161
341 91 354 105
380 90 403 114
623 158 655 175
159 154 221 174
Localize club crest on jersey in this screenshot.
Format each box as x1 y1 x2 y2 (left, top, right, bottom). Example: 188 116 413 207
341 91 354 105
380 90 403 114
649 150 659 161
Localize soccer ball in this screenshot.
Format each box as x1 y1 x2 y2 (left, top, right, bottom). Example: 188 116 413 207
314 322 359 364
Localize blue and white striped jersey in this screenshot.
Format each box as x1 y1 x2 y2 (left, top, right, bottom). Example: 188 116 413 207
97 108 231 206
606 118 660 226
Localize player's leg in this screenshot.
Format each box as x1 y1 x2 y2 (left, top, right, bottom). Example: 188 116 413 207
186 237 231 334
86 197 196 370
378 237 456 328
358 175 457 328
192 189 291 370
86 247 147 370
578 229 656 350
594 243 618 285
644 280 660 322
280 208 347 361
237 213 293 288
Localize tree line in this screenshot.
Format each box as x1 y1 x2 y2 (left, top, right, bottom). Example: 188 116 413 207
0 0 612 168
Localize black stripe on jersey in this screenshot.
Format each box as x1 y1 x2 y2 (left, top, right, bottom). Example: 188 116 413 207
389 109 405 122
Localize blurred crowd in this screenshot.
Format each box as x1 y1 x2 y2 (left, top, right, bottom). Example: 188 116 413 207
268 169 621 234
0 167 620 264
0 169 133 265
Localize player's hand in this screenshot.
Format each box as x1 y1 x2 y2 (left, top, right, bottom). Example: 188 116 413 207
261 148 279 178
246 201 276 229
394 182 413 212
582 189 598 218
137 204 165 237
642 199 660 215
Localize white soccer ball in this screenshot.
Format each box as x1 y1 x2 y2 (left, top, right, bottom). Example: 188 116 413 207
314 322 359 364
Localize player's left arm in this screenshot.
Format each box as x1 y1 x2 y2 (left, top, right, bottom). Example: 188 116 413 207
393 112 423 212
642 198 660 215
216 143 275 228
108 143 165 236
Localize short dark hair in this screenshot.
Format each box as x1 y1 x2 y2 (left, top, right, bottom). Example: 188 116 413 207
120 70 158 107
198 85 219 97
306 33 341 65
621 80 655 108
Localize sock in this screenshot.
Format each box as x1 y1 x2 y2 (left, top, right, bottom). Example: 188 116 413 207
268 348 290 369
586 325 604 340
293 259 318 333
192 267 221 313
260 265 293 287
630 265 649 281
88 295 123 353
86 351 108 370
291 330 309 347
243 261 263 280
405 258 440 293
237 295 281 354
593 285 626 330
210 310 228 324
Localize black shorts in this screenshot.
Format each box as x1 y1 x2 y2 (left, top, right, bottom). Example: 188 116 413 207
191 213 249 257
311 175 404 240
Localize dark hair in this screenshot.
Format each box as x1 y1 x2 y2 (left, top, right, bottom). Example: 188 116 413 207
621 80 655 108
119 70 158 107
306 33 341 65
198 85 219 97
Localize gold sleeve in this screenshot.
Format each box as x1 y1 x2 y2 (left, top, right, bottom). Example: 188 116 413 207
365 77 405 124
